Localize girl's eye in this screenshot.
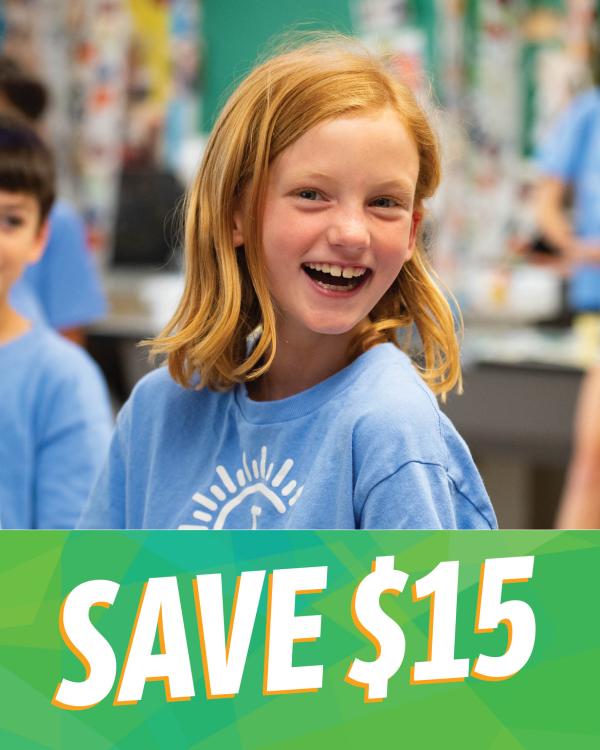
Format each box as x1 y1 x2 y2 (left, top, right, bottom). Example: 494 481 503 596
297 189 322 201
371 197 400 209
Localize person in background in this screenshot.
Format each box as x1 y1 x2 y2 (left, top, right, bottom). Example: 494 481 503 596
0 113 112 527
555 363 600 528
535 32 600 528
534 37 600 311
0 55 107 344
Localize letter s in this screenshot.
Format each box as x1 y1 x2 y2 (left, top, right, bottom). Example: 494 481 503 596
52 579 120 710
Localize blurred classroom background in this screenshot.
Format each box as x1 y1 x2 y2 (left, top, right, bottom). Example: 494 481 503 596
2 0 599 528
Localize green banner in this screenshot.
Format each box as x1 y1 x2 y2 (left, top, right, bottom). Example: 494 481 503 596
0 531 598 748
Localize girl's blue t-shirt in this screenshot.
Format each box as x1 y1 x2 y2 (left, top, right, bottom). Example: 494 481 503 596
78 343 496 530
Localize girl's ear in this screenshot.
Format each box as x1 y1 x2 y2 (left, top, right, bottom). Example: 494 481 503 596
232 208 245 247
407 210 422 258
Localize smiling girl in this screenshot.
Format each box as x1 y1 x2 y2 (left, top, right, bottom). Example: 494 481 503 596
78 37 496 530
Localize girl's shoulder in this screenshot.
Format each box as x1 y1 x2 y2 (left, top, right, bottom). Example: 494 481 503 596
124 366 232 424
118 367 234 435
350 343 440 423
351 346 490 519
345 344 444 462
128 365 185 401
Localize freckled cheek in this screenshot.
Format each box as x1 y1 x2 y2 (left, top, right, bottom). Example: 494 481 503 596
377 236 413 270
263 220 318 269
262 237 301 283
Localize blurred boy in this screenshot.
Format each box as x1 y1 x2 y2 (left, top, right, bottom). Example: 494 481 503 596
0 113 112 527
0 55 107 343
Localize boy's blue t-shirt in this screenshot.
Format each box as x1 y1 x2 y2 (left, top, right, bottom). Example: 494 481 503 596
536 89 600 310
0 325 113 528
79 343 496 530
10 200 107 328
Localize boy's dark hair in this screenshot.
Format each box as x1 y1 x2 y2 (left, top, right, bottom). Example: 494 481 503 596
0 113 55 221
0 56 48 122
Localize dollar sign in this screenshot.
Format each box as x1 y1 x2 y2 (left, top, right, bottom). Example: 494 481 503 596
346 556 408 701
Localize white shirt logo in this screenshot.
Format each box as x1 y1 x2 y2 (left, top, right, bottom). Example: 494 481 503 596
178 446 304 529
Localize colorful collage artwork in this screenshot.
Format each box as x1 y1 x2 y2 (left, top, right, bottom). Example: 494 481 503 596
0 0 199 257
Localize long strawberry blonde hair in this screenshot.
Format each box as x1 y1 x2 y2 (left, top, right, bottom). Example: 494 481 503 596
149 35 462 396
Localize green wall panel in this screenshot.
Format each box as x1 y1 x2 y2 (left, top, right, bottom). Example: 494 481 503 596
202 0 353 130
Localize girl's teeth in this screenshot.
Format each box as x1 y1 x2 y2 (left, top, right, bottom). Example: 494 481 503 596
304 263 367 278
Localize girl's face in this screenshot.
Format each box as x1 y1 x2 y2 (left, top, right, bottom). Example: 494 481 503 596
235 106 421 344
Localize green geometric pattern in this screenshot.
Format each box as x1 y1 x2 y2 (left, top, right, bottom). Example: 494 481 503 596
0 531 598 749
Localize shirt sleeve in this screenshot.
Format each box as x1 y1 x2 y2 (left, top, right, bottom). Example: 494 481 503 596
22 201 107 329
33 357 113 529
359 460 495 530
77 407 129 529
536 95 593 182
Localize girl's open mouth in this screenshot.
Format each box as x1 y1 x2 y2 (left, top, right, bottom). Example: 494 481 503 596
302 262 371 292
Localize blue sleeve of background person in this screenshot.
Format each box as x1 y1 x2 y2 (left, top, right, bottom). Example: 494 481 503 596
33 340 113 528
21 200 107 329
536 92 597 181
77 404 130 529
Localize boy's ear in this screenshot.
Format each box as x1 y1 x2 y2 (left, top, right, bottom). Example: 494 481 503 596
29 218 50 264
407 210 422 259
232 208 245 248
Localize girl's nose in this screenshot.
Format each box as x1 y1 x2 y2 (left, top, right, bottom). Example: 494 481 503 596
325 207 370 253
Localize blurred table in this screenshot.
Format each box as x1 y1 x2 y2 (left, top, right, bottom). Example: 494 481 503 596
441 326 585 529
91 269 184 339
88 269 183 402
